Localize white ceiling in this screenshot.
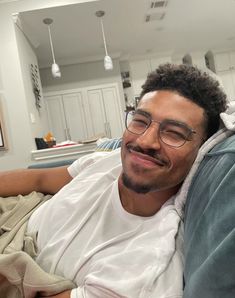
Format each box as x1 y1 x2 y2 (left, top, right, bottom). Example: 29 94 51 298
18 0 235 68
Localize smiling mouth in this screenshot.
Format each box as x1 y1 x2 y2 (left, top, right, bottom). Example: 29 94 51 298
127 145 168 168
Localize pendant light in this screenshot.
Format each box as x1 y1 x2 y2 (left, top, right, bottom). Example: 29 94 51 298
95 10 113 71
43 18 61 78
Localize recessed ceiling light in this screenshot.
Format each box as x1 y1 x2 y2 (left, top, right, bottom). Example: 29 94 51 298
150 0 168 9
145 12 165 22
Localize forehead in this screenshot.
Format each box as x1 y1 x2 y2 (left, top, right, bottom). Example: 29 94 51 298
138 90 205 129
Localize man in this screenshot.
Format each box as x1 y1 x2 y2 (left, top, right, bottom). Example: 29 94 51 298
0 64 227 298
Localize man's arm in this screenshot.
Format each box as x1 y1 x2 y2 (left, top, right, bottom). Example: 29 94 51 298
40 290 72 298
0 166 73 197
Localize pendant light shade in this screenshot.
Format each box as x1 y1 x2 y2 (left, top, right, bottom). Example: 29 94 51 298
104 55 113 70
51 62 61 78
95 11 113 71
43 18 61 78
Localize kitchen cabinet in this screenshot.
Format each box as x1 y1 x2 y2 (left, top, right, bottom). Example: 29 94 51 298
45 92 87 142
218 69 235 101
62 92 88 140
45 84 124 143
45 95 67 142
214 51 235 72
212 51 235 101
87 86 124 138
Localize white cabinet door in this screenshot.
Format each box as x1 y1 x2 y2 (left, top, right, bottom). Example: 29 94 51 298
46 93 88 142
87 85 124 138
45 84 124 142
102 87 124 138
215 52 231 72
46 95 67 142
229 52 235 69
218 70 235 101
62 93 87 141
87 89 107 137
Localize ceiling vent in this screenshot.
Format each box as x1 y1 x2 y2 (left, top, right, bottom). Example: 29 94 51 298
145 12 165 22
150 0 168 9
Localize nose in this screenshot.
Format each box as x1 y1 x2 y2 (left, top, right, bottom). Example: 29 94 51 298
136 122 161 150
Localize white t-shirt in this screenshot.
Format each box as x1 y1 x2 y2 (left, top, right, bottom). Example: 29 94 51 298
28 149 183 298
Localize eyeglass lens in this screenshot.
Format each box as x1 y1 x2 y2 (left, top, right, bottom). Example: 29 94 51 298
126 111 193 147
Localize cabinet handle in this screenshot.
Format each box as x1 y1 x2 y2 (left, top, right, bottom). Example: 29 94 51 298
67 128 71 140
106 122 111 138
104 123 107 137
64 128 71 140
64 128 68 140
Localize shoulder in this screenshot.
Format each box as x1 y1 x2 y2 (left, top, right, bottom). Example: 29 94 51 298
68 148 121 178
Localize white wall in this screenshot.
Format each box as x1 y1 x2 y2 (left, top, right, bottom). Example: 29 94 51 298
0 5 33 170
0 0 99 171
41 59 123 92
15 24 49 138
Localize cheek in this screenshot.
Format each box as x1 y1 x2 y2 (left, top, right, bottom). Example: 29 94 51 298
121 130 132 158
122 130 129 142
122 130 137 149
170 147 199 176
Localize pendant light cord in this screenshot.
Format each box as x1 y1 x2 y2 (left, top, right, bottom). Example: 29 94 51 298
100 18 108 56
47 25 56 64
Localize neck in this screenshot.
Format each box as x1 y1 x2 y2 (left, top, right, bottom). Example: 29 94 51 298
118 176 180 217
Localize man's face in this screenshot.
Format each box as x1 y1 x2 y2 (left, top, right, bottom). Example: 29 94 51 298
121 90 206 194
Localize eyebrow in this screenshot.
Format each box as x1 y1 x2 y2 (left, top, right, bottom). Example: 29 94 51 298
135 109 152 118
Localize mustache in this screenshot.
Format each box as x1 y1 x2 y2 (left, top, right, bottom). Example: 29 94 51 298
126 143 168 166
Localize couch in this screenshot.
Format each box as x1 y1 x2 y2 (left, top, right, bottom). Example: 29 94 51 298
183 133 235 297
3 135 235 296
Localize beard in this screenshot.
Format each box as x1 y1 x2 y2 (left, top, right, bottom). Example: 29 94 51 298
121 171 155 194
120 142 169 194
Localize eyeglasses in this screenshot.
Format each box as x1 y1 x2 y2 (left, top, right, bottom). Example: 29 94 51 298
125 110 196 148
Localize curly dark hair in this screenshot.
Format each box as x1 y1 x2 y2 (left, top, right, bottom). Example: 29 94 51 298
140 63 227 139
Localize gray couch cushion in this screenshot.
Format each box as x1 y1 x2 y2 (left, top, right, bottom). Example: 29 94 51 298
183 134 235 297
28 159 76 169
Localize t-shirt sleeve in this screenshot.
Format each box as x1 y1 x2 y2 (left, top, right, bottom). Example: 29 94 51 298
67 151 113 178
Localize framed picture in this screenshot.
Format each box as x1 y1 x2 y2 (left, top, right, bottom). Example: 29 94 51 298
134 96 140 108
0 124 4 148
30 64 41 110
0 100 7 150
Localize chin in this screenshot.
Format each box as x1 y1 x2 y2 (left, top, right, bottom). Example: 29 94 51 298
122 172 154 194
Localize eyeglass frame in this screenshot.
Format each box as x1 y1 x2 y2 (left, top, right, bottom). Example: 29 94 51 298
125 109 197 148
